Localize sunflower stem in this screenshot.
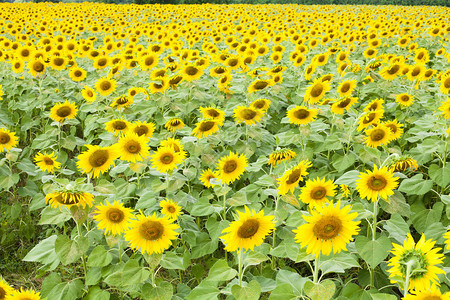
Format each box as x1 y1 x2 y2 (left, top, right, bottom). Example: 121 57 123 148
313 255 320 284
76 221 88 285
403 260 414 296
238 248 244 287
272 194 279 248
118 238 122 263
372 200 378 241
222 193 227 221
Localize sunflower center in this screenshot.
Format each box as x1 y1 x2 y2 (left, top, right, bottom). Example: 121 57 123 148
340 83 350 93
125 140 141 154
368 175 387 191
411 67 420 76
88 149 109 167
386 124 397 134
322 75 332 82
170 120 180 126
33 61 45 72
101 81 111 91
0 286 6 299
363 113 377 124
310 84 324 98
223 160 237 173
253 100 266 109
286 169 301 184
237 219 260 239
54 57 64 66
117 97 128 105
87 90 94 97
107 208 124 223
207 109 220 117
167 206 176 213
199 121 215 132
185 66 199 76
112 121 127 130
0 133 11 144
254 81 268 90
423 296 442 300
169 76 182 85
294 108 309 119
311 187 327 200
134 126 148 136
370 128 386 142
214 67 226 75
313 216 342 240
43 157 54 165
417 52 424 60
161 153 174 164
241 108 257 120
388 64 400 74
56 106 72 118
145 57 154 66
228 59 238 67
444 77 450 88
338 98 352 108
139 220 164 241
74 70 82 77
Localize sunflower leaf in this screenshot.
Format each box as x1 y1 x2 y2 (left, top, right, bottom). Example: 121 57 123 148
355 236 392 268
206 259 237 282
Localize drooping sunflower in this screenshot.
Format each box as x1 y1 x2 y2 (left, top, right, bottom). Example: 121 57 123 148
34 151 61 173
9 287 41 300
277 160 312 195
286 106 318 125
149 79 169 94
105 119 131 136
151 146 183 173
160 198 182 220
438 99 450 119
68 67 87 82
0 278 14 300
396 93 414 107
299 177 337 207
117 132 150 163
268 148 296 166
337 79 357 97
383 119 404 140
81 87 97 102
45 191 94 210
199 107 226 125
293 201 360 257
403 285 450 300
356 165 399 202
216 151 248 185
250 99 271 112
125 213 179 255
95 77 117 96
199 169 218 188
49 100 78 123
389 156 419 173
132 120 155 138
164 118 185 132
248 79 271 93
233 106 264 125
388 234 445 292
330 97 358 115
364 123 392 148
305 79 331 104
110 95 134 110
192 119 220 139
93 200 134 236
221 206 275 252
77 145 120 178
0 128 18 152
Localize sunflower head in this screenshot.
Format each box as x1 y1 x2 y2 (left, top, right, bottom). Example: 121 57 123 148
192 119 220 139
199 169 218 188
151 146 184 173
50 100 78 123
0 279 14 300
388 156 418 173
132 120 155 138
105 119 131 136
34 151 61 173
287 106 318 125
0 128 19 152
77 144 120 178
268 148 296 166
300 177 337 207
117 132 150 163
217 151 248 185
93 200 134 236
160 199 182 220
165 118 185 132
356 165 399 202
233 106 264 125
46 191 94 210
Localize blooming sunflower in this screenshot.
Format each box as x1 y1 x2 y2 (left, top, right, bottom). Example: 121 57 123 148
192 120 220 139
117 132 150 162
132 120 155 138
151 146 183 173
337 79 357 97
181 64 203 81
77 145 120 178
199 169 218 188
93 201 134 236
160 138 187 160
364 123 392 148
383 119 404 140
293 201 360 257
95 77 117 96
248 79 271 93
277 160 312 195
440 75 450 94
380 63 402 81
364 98 385 112
305 79 331 104
68 67 87 82
110 95 134 110
268 148 296 166
396 93 414 107
34 151 61 173
0 128 18 152
221 206 275 252
0 278 14 300
300 177 337 207
403 285 450 300
357 110 384 131
250 99 271 112
28 58 46 76
10 287 41 300
125 213 179 255
81 87 97 102
160 198 182 220
199 107 226 125
216 151 248 185
233 106 264 125
356 165 399 202
164 118 185 132
49 100 78 123
105 119 131 137
388 234 445 292
330 97 358 115
438 99 450 119
287 106 318 125
46 191 94 210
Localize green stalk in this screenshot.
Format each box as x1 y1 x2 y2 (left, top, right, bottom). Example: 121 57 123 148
370 199 378 288
238 248 244 287
313 255 320 284
76 221 88 284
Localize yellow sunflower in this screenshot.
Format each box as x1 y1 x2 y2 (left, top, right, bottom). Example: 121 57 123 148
117 132 150 162
216 151 248 185
125 213 179 255
305 79 331 105
81 86 97 102
357 110 384 131
364 123 392 148
49 100 78 123
221 206 275 252
105 119 131 136
440 75 450 94
45 191 94 210
160 138 187 160
181 64 203 81
95 77 117 96
388 234 445 292
356 165 399 202
233 106 264 125
150 146 183 173
389 156 419 173
277 160 312 195
0 278 14 300
192 120 220 139
268 148 296 167
438 99 450 119
396 93 414 107
160 198 182 220
383 119 404 140
68 67 87 82
293 201 360 257
286 106 318 125
0 128 19 152
77 145 120 178
132 120 155 138
330 97 358 115
299 177 337 207
248 79 272 93
199 169 218 188
28 58 46 76
444 230 450 250
10 287 41 300
337 79 357 97
164 118 185 132
403 285 450 300
380 63 402 81
110 95 134 110
34 151 61 173
364 99 384 112
93 201 134 236
250 99 271 112
199 107 226 125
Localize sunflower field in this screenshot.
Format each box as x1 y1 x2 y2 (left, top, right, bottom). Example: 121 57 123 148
1 2 450 300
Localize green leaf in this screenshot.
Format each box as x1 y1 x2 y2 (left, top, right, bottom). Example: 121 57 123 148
0 173 20 190
355 236 392 268
39 206 71 225
55 235 89 265
206 259 237 282
160 251 190 270
190 198 215 216
62 135 77 151
104 259 150 287
411 202 444 233
320 252 360 275
244 250 269 267
85 286 110 300
370 293 397 300
23 235 60 269
40 273 62 298
144 281 173 300
276 269 307 296
231 280 261 300
398 174 433 195
334 170 360 187
304 279 335 300
46 279 84 300
428 164 450 188
379 191 410 217
332 152 356 172
268 283 297 300
383 214 409 243
87 245 112 267
186 281 219 300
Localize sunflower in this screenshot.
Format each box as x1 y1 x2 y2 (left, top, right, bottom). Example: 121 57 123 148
132 120 155 138
81 87 97 102
356 165 399 202
287 106 318 125
380 63 402 81
28 58 46 76
395 93 414 107
93 201 134 236
268 148 296 166
140 53 158 71
389 156 419 173
10 287 41 300
46 191 94 210
216 151 248 185
364 98 384 112
68 67 87 82
300 177 337 207
165 118 185 132
383 119 404 140
305 79 331 104
181 64 203 81
357 110 384 131
151 146 183 173
440 75 450 94
444 230 450 250
149 79 169 94
34 151 61 173
210 66 228 77
160 138 187 160
95 77 117 96
233 106 264 125
330 97 358 115
250 99 271 111
0 128 18 152
110 95 133 110
49 100 78 123
407 65 425 82
438 99 450 119
160 198 182 220
11 59 24 73
117 132 150 162
277 160 312 195
388 234 445 292
0 278 14 300
192 119 220 139
105 119 131 136
337 80 357 97
248 79 271 93
293 201 360 257
403 285 450 300
199 169 218 188
125 213 179 255
364 123 392 148
199 107 226 125
221 206 275 252
77 145 120 178
49 56 67 71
